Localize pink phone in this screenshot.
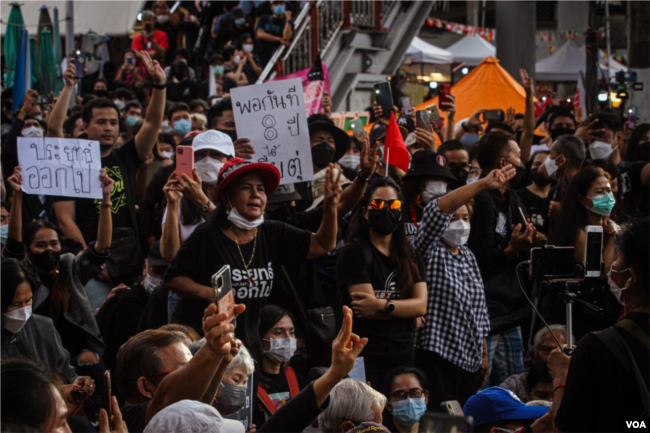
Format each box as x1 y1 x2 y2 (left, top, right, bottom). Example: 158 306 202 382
175 146 194 178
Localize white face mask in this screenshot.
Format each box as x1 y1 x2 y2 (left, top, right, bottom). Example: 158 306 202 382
589 139 617 160
22 126 43 138
263 337 297 364
607 265 633 306
543 155 560 178
143 273 161 295
195 157 224 185
466 175 479 185
421 180 447 204
242 44 254 53
233 55 241 65
227 205 264 230
161 119 173 134
161 151 174 159
157 14 169 24
338 155 360 170
2 305 32 334
442 219 471 247
114 99 126 111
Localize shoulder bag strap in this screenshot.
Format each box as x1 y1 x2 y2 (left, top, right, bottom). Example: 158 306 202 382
283 366 300 398
257 384 278 415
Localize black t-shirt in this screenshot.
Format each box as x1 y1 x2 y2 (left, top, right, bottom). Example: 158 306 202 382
53 139 141 243
515 187 550 235
121 401 150 433
255 15 293 64
337 238 426 355
166 80 200 104
555 312 650 432
621 161 649 220
402 201 423 243
254 368 306 427
164 219 312 358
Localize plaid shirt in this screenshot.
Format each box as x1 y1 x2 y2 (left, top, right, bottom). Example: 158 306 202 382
410 199 490 372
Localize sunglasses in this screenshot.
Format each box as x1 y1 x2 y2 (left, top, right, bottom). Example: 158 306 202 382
369 199 402 210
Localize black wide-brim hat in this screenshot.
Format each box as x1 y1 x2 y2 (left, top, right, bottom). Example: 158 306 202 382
402 150 457 182
308 121 350 162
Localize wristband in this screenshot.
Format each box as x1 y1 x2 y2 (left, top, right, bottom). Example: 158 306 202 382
357 170 372 183
552 383 565 397
152 82 167 90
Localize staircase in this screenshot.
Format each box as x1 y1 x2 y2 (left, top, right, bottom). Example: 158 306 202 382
257 0 435 111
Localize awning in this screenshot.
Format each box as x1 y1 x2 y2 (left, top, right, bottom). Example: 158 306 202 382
405 36 453 64
536 41 628 81
446 34 496 66
1 1 146 36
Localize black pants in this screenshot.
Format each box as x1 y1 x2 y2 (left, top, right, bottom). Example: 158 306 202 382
415 349 481 410
365 349 415 392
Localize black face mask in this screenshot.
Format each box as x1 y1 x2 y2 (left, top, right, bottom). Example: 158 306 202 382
550 127 576 141
531 167 552 187
29 249 61 273
94 90 108 98
637 142 650 162
367 207 401 236
266 204 296 224
173 72 185 80
311 142 336 168
216 128 238 142
448 168 469 191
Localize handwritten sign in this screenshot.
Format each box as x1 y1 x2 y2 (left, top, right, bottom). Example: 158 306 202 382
231 78 314 185
17 137 103 199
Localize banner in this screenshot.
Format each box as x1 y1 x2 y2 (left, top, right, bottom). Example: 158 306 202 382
270 54 331 117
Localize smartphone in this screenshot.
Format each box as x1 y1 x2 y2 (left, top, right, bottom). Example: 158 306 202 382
416 110 431 133
72 51 87 79
482 109 506 122
373 81 393 118
104 371 113 430
175 145 194 178
441 400 464 416
529 246 582 281
350 118 367 140
429 105 444 129
71 388 87 404
212 97 223 106
419 412 472 433
212 265 236 327
401 97 414 116
170 1 181 13
125 56 136 66
36 92 53 105
585 225 603 277
438 83 451 110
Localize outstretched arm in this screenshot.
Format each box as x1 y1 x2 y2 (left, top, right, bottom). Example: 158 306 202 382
47 59 79 138
134 51 166 160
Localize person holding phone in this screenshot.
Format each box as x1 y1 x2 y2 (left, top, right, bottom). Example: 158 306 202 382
132 10 169 64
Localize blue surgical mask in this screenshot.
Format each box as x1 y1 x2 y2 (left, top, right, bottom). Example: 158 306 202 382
126 116 139 127
173 119 192 136
392 397 427 427
461 133 479 146
0 224 8 245
213 65 224 76
273 5 286 15
234 17 246 25
584 192 616 217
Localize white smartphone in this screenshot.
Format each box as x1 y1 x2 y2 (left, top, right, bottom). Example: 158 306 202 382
585 225 603 278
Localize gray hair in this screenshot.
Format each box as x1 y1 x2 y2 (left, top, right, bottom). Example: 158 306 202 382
318 379 387 432
141 9 155 19
188 338 255 376
533 324 567 352
552 135 585 169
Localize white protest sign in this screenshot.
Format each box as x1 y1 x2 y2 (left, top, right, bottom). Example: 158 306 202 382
17 137 103 199
231 78 314 185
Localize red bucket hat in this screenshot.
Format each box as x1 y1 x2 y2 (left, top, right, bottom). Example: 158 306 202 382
215 157 281 199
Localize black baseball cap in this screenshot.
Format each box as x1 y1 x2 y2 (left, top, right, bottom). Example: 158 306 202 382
402 150 457 182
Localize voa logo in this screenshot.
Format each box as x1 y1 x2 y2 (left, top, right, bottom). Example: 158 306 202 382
626 420 647 428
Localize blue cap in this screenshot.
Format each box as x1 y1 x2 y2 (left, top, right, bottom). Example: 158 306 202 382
463 387 550 427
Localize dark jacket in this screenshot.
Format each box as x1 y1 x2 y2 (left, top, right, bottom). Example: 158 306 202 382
139 163 175 244
258 381 329 433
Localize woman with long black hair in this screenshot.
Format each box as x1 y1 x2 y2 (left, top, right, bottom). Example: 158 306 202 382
338 176 427 390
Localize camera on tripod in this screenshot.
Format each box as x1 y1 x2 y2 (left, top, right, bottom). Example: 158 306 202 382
528 245 586 282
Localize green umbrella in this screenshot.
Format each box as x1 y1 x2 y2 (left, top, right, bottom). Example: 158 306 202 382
3 3 25 88
52 7 63 93
38 30 57 94
29 35 40 87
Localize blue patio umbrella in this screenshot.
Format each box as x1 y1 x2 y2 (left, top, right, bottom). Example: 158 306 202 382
11 27 32 113
4 3 25 89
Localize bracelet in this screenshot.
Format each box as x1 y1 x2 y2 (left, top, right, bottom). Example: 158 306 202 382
100 202 112 208
357 170 372 183
552 383 565 397
152 82 167 90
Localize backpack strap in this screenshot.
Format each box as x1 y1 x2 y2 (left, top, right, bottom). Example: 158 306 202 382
283 366 300 398
256 385 278 415
257 366 301 415
615 318 650 350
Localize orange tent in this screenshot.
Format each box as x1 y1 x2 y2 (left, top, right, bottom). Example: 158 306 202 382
415 57 527 123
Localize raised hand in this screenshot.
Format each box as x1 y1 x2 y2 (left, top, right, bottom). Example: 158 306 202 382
7 166 23 194
202 303 246 358
64 58 80 87
322 91 332 115
468 108 486 126
163 173 183 205
440 93 456 117
330 306 368 379
373 101 389 126
323 164 343 208
99 169 114 199
139 50 165 85
506 106 516 127
358 136 379 179
575 114 606 142
482 164 516 190
234 138 255 160
508 221 535 254
519 68 534 95
19 90 38 117
99 396 128 433
176 168 206 206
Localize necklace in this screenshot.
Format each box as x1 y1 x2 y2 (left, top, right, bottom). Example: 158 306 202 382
230 226 258 283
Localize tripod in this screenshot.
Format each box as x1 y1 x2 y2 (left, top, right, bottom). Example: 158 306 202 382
561 281 603 355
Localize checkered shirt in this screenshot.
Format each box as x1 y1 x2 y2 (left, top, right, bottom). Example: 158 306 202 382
410 199 491 372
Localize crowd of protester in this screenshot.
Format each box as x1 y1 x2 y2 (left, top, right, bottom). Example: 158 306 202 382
1 1 649 432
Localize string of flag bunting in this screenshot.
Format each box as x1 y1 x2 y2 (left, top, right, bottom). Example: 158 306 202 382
425 17 605 43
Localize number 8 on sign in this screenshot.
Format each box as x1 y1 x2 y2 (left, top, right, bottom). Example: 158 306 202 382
262 115 278 140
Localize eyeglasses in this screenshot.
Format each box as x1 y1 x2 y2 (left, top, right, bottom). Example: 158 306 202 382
369 199 402 210
146 370 173 384
390 388 428 401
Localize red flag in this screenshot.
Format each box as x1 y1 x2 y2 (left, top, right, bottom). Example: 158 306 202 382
384 113 410 172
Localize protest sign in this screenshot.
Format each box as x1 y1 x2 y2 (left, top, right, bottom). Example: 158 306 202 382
231 78 314 185
17 137 103 199
271 54 331 117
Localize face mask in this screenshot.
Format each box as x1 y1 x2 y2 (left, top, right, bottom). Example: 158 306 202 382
273 5 286 15
161 150 174 159
264 337 296 363
421 180 447 204
227 205 265 230
216 128 238 142
392 398 427 427
311 142 336 168
583 192 616 217
143 273 161 294
543 155 560 178
367 207 401 236
242 44 254 53
195 157 224 185
0 224 8 244
589 139 616 160
531 167 552 187
461 133 479 146
266 204 296 223
114 99 126 111
22 126 43 138
161 119 173 134
34 116 43 122
126 116 140 127
234 17 246 26
607 265 633 306
2 305 32 334
218 381 247 415
29 249 61 273
232 55 242 65
173 71 186 80
550 127 576 141
637 143 650 162
94 90 108 98
466 175 479 185
338 155 360 170
510 163 526 184
173 119 192 136
213 65 224 76
157 14 169 24
442 219 471 247
448 168 468 191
